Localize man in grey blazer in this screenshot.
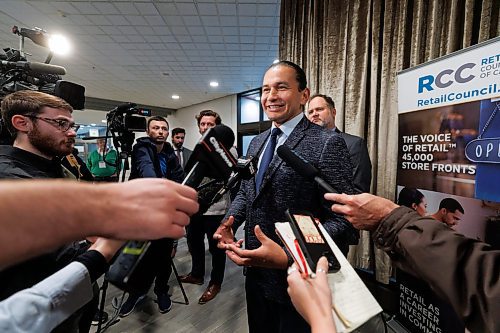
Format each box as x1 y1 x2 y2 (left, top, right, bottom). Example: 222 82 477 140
307 94 372 193
171 127 192 169
214 61 358 333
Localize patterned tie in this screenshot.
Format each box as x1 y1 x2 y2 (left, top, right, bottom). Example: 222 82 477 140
255 127 281 192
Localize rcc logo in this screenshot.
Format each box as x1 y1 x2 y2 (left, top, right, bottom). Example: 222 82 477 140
418 63 476 93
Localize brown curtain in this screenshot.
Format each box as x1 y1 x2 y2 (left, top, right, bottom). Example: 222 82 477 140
279 0 499 283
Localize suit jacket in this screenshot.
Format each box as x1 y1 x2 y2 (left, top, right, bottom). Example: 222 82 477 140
227 116 358 303
334 128 372 193
180 147 192 169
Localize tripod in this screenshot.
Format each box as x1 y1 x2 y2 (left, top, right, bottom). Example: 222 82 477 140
96 259 189 333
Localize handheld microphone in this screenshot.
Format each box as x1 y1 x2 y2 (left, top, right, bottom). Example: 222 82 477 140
183 124 236 189
0 60 66 75
277 145 338 193
208 155 258 205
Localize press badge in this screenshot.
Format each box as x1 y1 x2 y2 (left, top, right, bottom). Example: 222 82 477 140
99 161 106 168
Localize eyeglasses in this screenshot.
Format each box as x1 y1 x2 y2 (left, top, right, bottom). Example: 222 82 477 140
26 115 80 132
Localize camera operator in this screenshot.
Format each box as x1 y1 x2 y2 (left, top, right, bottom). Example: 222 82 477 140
0 90 99 332
118 116 184 317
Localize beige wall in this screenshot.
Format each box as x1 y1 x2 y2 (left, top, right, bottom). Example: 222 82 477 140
167 94 238 150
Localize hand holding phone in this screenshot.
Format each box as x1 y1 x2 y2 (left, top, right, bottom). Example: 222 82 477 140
286 209 341 274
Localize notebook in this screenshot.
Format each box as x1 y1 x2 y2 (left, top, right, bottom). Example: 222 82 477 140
275 222 383 332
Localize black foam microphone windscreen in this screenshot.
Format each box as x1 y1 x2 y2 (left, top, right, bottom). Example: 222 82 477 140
277 145 337 193
277 145 319 179
212 124 235 149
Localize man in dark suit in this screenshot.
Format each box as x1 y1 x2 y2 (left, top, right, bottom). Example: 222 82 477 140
214 61 358 333
171 127 192 169
307 94 372 193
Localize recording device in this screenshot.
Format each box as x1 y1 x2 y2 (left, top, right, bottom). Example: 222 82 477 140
104 102 152 156
0 26 85 108
0 60 66 75
277 145 338 193
0 26 85 144
183 124 237 189
286 209 341 273
208 155 258 206
107 125 240 292
104 241 151 292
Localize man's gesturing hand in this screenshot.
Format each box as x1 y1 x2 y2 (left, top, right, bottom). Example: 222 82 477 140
214 216 241 248
224 225 288 269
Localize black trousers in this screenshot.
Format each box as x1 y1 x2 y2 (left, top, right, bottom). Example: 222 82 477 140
186 214 226 284
245 276 310 333
130 238 173 296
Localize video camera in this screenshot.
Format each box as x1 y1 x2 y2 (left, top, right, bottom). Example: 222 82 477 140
0 26 85 108
105 102 151 157
0 26 85 144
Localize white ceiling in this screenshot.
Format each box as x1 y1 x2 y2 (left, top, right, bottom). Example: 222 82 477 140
0 0 280 110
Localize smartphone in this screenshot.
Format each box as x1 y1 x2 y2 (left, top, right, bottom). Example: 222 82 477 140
286 209 341 273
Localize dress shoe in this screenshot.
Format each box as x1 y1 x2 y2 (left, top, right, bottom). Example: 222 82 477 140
179 273 204 285
198 282 221 304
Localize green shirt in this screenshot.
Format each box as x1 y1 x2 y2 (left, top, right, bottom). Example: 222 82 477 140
87 149 119 177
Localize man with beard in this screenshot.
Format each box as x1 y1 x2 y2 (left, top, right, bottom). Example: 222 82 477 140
119 116 184 317
0 90 101 332
306 94 372 193
0 90 78 179
171 127 192 169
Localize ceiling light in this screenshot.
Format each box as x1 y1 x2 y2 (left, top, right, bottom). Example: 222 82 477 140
48 34 70 55
273 59 279 64
171 94 180 99
101 120 107 123
90 123 96 126
209 81 219 87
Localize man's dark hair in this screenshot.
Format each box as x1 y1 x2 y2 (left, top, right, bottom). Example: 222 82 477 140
147 116 169 129
397 187 425 208
439 198 465 214
1 90 73 137
266 60 307 91
172 127 185 136
310 94 335 109
195 110 222 126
